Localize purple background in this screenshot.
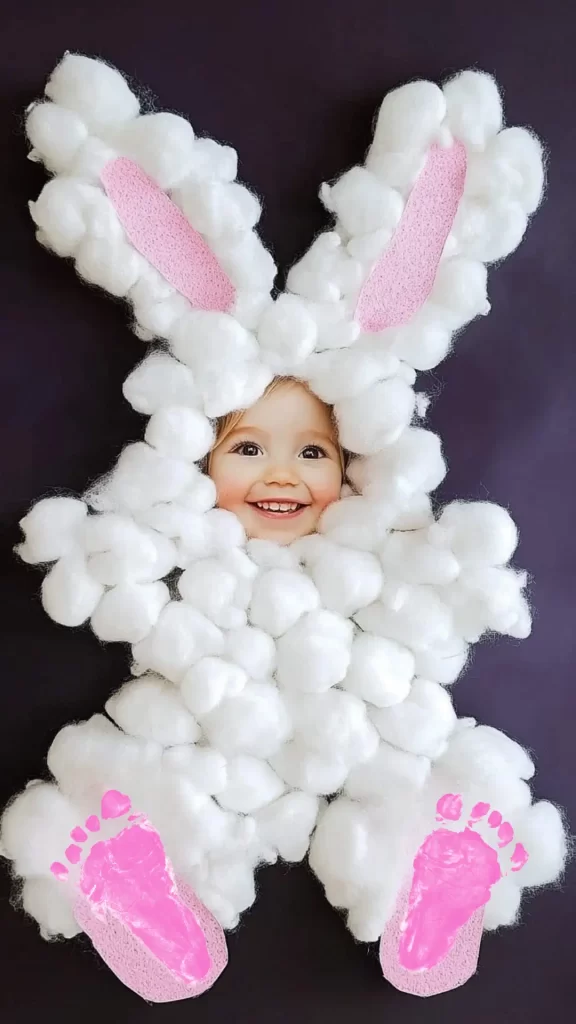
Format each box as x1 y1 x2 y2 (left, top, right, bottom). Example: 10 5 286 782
1 2 575 1021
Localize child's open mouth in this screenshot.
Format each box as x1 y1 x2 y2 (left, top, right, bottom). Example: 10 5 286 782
248 500 308 520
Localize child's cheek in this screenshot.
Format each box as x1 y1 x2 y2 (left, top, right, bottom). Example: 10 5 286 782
307 464 343 509
212 458 255 510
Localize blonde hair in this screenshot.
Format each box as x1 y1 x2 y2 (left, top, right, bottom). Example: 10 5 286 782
206 376 347 475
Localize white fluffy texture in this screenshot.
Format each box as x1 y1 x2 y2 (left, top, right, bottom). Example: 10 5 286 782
6 58 565 948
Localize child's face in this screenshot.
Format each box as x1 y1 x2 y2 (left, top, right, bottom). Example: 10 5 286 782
209 382 343 544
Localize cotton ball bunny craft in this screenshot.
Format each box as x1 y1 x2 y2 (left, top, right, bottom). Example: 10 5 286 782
1 54 567 1003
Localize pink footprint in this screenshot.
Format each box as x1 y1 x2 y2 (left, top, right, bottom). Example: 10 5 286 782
50 790 227 1002
380 793 528 997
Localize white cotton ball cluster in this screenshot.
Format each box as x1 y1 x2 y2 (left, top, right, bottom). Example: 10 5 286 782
271 742 348 796
443 70 503 148
349 428 446 504
17 496 87 564
257 293 318 371
45 54 140 130
355 586 454 653
380 530 460 585
21 876 80 940
430 501 519 567
106 674 199 745
466 127 545 216
201 682 291 758
286 233 362 303
178 551 255 629
216 755 285 813
321 167 403 238
122 352 199 414
1 782 79 877
225 625 276 678
181 657 247 715
178 178 260 239
369 80 447 163
84 513 177 584
430 257 489 324
276 610 353 692
110 112 195 190
287 689 379 768
85 442 196 514
162 743 227 795
303 343 400 404
302 541 383 616
335 377 416 454
90 581 169 643
132 602 224 683
249 568 319 637
343 633 414 707
319 496 395 550
255 792 319 862
345 740 430 804
42 553 104 626
145 406 214 462
370 679 457 758
26 102 88 174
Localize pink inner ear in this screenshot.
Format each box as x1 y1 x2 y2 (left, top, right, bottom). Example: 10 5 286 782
101 157 236 314
355 141 467 333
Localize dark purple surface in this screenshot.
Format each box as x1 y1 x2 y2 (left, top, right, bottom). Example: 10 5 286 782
1 2 575 1021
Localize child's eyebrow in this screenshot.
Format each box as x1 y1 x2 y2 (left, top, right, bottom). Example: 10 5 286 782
226 425 267 438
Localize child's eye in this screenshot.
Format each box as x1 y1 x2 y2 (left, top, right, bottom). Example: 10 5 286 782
231 441 262 457
300 445 327 460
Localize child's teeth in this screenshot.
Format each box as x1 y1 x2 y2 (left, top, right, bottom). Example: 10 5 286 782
256 502 300 512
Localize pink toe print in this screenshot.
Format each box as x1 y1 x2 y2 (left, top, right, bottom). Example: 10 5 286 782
50 789 227 1002
380 793 529 997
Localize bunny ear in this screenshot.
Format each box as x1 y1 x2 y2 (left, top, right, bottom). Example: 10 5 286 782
101 157 236 314
354 141 467 332
26 53 276 338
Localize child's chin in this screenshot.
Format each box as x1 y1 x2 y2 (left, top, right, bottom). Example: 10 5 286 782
245 515 317 546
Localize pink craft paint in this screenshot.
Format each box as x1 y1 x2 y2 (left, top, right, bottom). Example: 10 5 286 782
355 141 467 332
101 157 236 314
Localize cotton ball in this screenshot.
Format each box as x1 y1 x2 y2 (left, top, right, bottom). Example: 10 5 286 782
206 855 257 917
84 514 177 584
347 889 399 943
179 179 260 238
75 236 142 298
336 378 415 454
178 475 217 515
308 798 370 880
308 545 383 616
485 127 544 215
304 345 399 404
86 442 196 513
21 876 80 939
438 724 535 784
430 501 518 567
275 610 353 692
249 568 319 637
413 636 469 685
483 877 522 930
430 257 488 323
271 742 349 796
178 559 240 627
289 689 379 766
200 357 273 419
343 633 414 707
443 70 502 147
145 406 214 462
255 792 319 862
355 586 453 652
1 782 78 877
391 493 433 531
370 80 446 156
29 178 95 257
42 554 104 626
388 318 452 371
322 167 403 236
319 496 395 550
510 801 567 888
187 137 238 182
204 508 246 553
349 428 446 503
111 112 195 189
257 293 317 370
216 756 285 813
105 674 199 745
202 682 291 758
380 531 460 585
17 496 87 564
45 54 139 128
162 744 227 795
91 581 169 642
138 505 212 565
26 102 88 173
181 657 247 716
214 229 276 295
445 566 529 641
452 197 528 265
370 679 456 759
225 625 276 679
345 741 430 803
170 311 257 373
132 602 224 683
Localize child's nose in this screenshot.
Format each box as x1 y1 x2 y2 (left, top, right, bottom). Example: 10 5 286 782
264 462 300 487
